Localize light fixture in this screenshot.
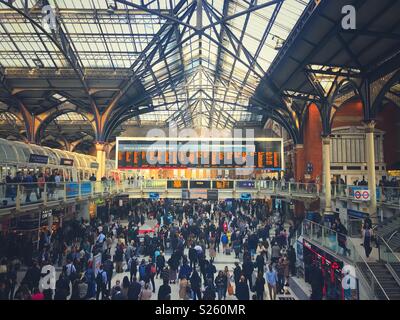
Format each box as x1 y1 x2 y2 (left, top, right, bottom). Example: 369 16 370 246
32 58 44 68
106 0 117 13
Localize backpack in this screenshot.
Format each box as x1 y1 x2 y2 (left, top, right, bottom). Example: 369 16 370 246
96 270 104 285
139 264 146 277
151 264 156 275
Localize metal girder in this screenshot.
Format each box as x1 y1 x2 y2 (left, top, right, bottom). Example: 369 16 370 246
304 67 363 78
341 29 400 41
232 1 283 105
0 0 102 127
272 0 367 92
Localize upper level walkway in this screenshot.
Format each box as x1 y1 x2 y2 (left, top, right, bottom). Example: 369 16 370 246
1 179 399 216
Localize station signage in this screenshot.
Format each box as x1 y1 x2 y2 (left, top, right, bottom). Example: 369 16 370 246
149 192 160 200
348 186 380 201
347 209 369 219
353 190 370 201
236 181 255 188
240 193 252 200
41 209 53 220
60 158 74 166
190 180 211 189
207 190 218 200
29 154 48 164
90 162 99 169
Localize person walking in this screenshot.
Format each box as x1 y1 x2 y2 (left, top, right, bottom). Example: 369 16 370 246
127 277 142 300
362 222 374 258
254 272 266 300
179 277 189 300
158 280 171 300
235 276 250 300
139 282 153 300
95 265 108 300
189 270 202 301
215 271 227 300
265 264 278 300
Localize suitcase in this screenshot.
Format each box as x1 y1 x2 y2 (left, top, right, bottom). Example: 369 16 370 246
225 248 231 255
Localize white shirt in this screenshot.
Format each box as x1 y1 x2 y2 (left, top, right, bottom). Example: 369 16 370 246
97 233 106 243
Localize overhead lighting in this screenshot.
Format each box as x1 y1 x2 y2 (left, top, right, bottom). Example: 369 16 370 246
106 0 117 13
272 35 285 50
32 58 44 69
52 93 67 102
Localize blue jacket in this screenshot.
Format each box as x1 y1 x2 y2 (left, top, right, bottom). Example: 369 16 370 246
179 264 192 279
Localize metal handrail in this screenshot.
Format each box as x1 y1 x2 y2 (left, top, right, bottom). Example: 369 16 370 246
387 230 399 244
377 234 400 264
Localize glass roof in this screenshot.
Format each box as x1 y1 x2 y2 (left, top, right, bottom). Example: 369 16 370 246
0 0 309 128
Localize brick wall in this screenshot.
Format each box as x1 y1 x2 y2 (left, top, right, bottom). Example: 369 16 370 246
302 103 323 181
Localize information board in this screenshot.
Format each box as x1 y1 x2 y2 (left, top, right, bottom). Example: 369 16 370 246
116 137 283 170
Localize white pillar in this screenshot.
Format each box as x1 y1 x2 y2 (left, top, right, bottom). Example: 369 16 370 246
96 143 106 181
322 136 332 214
365 121 377 218
78 200 90 222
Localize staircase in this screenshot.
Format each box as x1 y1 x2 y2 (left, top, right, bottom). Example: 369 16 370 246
357 262 400 300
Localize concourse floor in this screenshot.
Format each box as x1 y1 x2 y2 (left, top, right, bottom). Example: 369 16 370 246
108 218 300 301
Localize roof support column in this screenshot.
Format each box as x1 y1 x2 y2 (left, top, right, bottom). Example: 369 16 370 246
322 136 332 215
364 120 377 221
294 144 305 182
95 142 106 181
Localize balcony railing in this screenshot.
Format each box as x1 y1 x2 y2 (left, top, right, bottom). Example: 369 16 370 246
1 180 399 211
0 181 122 211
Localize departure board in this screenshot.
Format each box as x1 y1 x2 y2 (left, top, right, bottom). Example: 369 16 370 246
116 138 283 170
167 180 189 189
212 181 234 189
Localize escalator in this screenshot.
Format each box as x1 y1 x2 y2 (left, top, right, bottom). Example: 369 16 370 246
357 262 400 300
298 219 400 300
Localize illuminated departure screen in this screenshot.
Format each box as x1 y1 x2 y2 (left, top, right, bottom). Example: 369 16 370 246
212 181 234 189
116 138 283 170
167 180 189 189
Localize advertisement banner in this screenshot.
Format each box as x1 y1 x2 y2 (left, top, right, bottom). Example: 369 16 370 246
81 182 92 195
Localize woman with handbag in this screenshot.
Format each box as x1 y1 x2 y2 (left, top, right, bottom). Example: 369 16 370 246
362 222 373 258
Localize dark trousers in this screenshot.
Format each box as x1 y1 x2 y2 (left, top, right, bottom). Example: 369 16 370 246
96 284 107 300
245 274 253 290
277 274 285 293
192 287 202 300
150 275 156 293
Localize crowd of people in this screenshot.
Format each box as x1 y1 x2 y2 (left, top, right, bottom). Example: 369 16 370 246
0 198 299 300
1 171 117 207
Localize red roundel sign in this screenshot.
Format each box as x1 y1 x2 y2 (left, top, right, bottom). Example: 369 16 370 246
354 191 362 200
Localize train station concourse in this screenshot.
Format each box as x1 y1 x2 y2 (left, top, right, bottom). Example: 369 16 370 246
0 0 400 303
